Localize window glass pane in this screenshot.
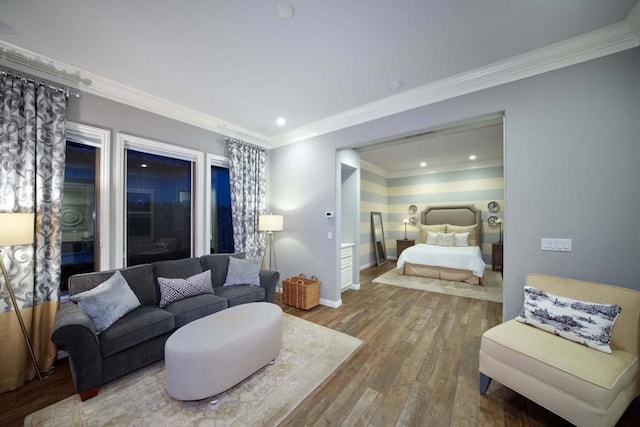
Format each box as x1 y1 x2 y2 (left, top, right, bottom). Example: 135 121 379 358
211 165 234 253
126 150 192 266
61 142 97 291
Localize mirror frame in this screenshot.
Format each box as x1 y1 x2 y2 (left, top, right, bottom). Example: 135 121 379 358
371 211 387 266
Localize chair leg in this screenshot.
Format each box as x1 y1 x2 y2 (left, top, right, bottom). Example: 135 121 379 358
479 373 492 394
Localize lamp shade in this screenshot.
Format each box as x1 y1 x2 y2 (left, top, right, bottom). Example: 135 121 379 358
259 214 283 232
0 213 34 246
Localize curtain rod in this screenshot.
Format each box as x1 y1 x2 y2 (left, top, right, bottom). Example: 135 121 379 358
224 136 266 151
0 67 81 98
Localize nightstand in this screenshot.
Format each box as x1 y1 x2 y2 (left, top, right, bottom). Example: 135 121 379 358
492 242 503 272
396 239 415 258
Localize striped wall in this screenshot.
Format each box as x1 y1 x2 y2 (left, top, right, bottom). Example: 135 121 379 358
360 166 504 268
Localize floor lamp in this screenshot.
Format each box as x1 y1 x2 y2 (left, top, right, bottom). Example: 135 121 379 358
259 214 283 271
0 212 43 383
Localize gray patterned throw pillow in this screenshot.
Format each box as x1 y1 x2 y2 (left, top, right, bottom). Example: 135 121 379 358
158 270 214 308
70 271 141 334
516 285 622 353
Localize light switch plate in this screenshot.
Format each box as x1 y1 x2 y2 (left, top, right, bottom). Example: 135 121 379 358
541 238 572 252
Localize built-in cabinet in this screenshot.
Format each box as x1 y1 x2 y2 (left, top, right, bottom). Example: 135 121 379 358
340 243 354 291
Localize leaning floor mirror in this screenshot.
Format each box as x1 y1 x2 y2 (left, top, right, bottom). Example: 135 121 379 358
371 212 387 266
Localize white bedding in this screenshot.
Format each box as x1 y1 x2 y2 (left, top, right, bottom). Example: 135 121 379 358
396 243 486 277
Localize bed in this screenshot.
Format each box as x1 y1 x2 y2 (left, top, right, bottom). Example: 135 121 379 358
397 204 486 285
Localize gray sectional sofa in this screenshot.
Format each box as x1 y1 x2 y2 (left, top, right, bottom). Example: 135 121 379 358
51 252 279 400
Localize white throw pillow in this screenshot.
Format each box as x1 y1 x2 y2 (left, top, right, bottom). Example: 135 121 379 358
516 285 622 354
426 231 439 245
70 271 141 334
454 232 469 247
437 232 455 247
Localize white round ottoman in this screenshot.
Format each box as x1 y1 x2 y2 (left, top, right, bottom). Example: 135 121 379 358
164 302 283 401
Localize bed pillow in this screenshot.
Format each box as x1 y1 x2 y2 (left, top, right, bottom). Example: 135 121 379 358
454 232 469 247
70 271 141 334
516 285 622 354
418 224 446 243
446 224 478 246
436 232 455 247
425 231 439 245
224 257 261 287
157 270 214 308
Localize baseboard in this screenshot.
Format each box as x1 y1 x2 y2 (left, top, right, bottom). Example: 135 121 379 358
359 262 374 270
350 283 361 290
319 297 342 308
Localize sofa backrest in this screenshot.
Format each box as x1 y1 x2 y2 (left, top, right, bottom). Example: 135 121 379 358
68 264 158 306
526 273 640 356
199 252 246 287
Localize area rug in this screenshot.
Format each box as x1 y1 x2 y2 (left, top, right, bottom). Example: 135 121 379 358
25 314 362 426
373 267 502 302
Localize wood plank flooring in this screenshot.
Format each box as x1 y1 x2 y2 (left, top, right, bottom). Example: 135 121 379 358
1 262 638 426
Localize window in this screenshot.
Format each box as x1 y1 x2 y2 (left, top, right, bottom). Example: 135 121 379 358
210 165 234 253
61 123 110 290
115 134 204 267
125 150 192 266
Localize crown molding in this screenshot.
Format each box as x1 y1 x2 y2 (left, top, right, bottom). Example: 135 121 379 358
387 159 504 179
269 6 640 148
1 1 638 151
0 40 269 148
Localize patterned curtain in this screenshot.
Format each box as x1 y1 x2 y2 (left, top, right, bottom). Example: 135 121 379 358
227 138 266 259
0 75 67 392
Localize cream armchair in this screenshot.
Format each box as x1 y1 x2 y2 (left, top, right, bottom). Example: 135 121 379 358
479 273 640 427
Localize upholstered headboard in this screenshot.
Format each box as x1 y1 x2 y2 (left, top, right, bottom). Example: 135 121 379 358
421 204 482 246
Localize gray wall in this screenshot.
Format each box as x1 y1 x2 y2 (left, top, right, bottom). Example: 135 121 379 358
270 47 640 318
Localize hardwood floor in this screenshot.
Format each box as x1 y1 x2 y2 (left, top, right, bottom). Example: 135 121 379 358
1 262 638 426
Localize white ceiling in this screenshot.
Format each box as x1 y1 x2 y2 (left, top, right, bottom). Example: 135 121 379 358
0 1 638 160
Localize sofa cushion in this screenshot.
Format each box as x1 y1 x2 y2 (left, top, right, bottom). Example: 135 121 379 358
213 285 265 307
153 257 203 280
162 293 228 328
200 252 246 288
223 257 261 287
99 306 175 358
158 270 214 308
70 271 141 334
517 285 622 354
481 319 639 409
69 264 158 306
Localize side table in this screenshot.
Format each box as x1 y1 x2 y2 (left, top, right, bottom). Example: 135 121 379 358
396 239 415 258
492 243 503 272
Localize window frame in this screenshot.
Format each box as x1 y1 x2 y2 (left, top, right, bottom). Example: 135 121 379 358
65 122 111 270
115 133 205 268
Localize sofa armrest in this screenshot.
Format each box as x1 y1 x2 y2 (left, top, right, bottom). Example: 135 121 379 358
51 301 103 393
259 270 280 303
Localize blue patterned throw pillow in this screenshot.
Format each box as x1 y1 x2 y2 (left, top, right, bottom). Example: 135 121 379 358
516 285 622 354
158 270 214 308
223 257 261 287
70 271 141 334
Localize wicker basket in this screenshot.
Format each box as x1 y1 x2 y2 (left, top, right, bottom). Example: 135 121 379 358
282 274 320 310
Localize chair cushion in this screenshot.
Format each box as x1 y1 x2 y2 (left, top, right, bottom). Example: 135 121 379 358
481 319 639 409
99 306 175 358
162 293 228 328
213 285 265 307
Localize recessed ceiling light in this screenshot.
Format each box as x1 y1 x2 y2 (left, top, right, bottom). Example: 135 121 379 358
276 3 295 20
276 117 286 126
141 163 148 168
420 161 427 167
469 155 476 160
